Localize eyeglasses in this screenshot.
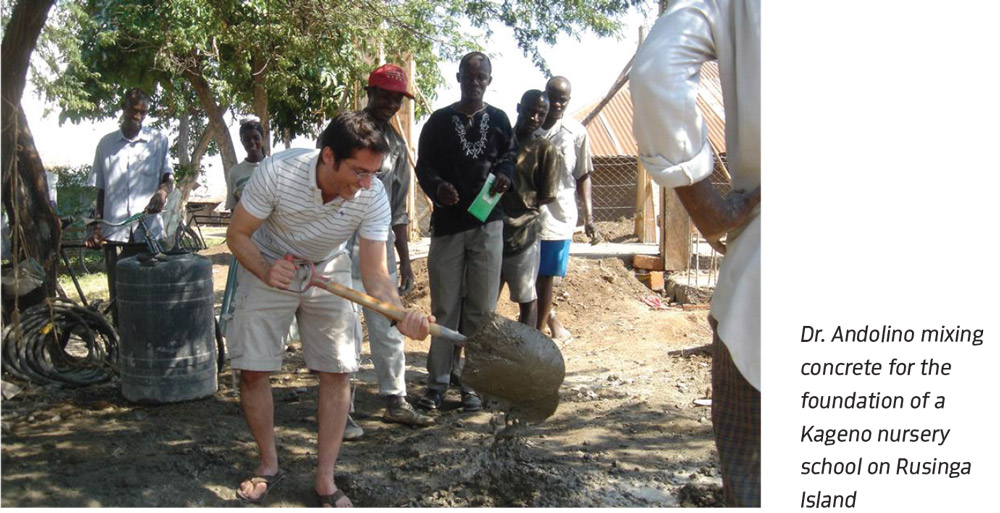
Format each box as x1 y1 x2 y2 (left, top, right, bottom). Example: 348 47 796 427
348 166 380 180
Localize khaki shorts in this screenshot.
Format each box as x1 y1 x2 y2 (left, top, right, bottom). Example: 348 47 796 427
500 239 540 304
227 253 361 373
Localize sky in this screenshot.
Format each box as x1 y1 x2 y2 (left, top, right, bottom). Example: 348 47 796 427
21 2 658 201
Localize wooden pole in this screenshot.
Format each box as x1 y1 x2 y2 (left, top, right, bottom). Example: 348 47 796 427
632 26 656 242
402 56 419 241
660 187 691 271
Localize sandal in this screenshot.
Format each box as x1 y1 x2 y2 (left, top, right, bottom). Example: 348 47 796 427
236 469 286 505
316 488 353 507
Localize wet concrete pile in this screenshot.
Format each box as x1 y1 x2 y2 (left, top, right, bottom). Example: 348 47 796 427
462 313 565 422
405 435 589 507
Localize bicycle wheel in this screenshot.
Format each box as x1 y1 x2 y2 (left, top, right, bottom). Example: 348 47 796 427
174 222 207 252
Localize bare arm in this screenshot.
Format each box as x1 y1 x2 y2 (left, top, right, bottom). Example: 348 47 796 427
84 189 105 248
392 223 415 295
359 236 430 340
146 173 174 213
576 173 600 243
226 203 295 288
675 178 760 251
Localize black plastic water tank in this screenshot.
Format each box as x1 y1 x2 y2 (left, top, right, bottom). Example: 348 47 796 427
116 251 217 403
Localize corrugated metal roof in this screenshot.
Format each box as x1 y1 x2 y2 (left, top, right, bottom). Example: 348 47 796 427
574 61 726 157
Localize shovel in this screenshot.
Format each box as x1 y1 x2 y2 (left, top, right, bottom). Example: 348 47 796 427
287 255 565 421
285 255 465 344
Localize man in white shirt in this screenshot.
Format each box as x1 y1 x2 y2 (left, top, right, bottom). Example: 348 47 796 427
535 76 600 342
631 0 761 506
85 88 173 326
226 111 433 507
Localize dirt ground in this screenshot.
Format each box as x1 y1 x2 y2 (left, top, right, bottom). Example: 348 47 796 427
1 221 723 507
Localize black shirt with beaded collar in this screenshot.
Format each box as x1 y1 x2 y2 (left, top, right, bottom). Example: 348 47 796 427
416 103 517 237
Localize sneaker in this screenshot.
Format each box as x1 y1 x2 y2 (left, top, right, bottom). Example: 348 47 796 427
461 391 483 412
343 415 364 441
417 389 444 410
384 397 435 427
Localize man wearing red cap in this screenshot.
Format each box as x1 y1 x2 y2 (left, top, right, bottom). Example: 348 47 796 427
345 64 433 440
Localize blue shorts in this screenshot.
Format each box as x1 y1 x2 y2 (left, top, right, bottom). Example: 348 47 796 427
538 239 571 278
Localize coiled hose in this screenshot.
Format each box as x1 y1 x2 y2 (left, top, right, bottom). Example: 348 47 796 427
2 298 119 387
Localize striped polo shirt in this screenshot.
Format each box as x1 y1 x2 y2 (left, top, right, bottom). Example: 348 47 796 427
240 148 391 263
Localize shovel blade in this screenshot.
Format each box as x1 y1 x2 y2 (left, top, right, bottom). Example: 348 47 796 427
462 313 565 422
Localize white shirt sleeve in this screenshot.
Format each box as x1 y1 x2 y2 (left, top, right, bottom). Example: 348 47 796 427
157 132 173 180
239 157 277 220
573 128 593 180
630 0 719 189
358 180 391 243
88 139 105 189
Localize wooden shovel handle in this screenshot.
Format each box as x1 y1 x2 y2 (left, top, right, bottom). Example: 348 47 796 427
309 272 466 343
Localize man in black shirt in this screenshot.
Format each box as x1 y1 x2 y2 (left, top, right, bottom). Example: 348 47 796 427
415 52 516 412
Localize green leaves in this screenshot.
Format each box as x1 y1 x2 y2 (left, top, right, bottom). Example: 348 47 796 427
25 0 642 151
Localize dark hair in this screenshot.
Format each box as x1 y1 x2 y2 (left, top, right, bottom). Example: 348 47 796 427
520 89 548 106
122 88 149 109
458 51 491 74
239 119 264 139
318 111 389 164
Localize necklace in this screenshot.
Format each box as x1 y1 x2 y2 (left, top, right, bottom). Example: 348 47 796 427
452 111 490 158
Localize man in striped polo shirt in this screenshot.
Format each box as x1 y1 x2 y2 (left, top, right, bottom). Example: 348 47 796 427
226 111 433 507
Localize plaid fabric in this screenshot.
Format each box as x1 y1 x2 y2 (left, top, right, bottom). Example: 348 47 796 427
711 317 761 507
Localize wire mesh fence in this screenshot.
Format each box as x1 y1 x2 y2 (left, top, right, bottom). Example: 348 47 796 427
590 156 638 222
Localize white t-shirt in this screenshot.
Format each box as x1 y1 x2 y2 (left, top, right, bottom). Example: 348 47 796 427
631 0 760 390
536 117 593 240
239 148 391 263
226 160 259 210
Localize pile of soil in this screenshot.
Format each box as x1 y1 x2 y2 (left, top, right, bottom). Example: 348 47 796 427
573 217 640 244
1 246 720 507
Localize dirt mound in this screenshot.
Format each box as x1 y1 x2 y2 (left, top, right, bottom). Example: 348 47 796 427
573 217 639 244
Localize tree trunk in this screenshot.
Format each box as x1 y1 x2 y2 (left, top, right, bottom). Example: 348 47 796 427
191 123 216 172
178 123 217 208
183 59 238 174
1 0 60 313
251 54 271 155
177 112 191 167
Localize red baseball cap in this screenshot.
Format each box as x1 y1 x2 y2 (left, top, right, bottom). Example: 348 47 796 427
368 64 414 99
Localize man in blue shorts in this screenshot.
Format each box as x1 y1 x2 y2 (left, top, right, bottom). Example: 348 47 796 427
535 76 600 342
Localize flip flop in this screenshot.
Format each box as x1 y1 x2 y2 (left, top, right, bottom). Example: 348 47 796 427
236 469 286 505
553 332 574 346
316 489 352 507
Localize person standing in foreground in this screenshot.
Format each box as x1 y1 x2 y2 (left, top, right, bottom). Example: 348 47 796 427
85 88 173 327
346 64 433 437
415 52 516 412
499 90 561 325
226 112 433 507
535 76 600 343
630 0 761 506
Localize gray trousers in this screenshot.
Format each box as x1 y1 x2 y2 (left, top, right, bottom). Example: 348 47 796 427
426 220 503 392
104 240 146 328
351 270 407 397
